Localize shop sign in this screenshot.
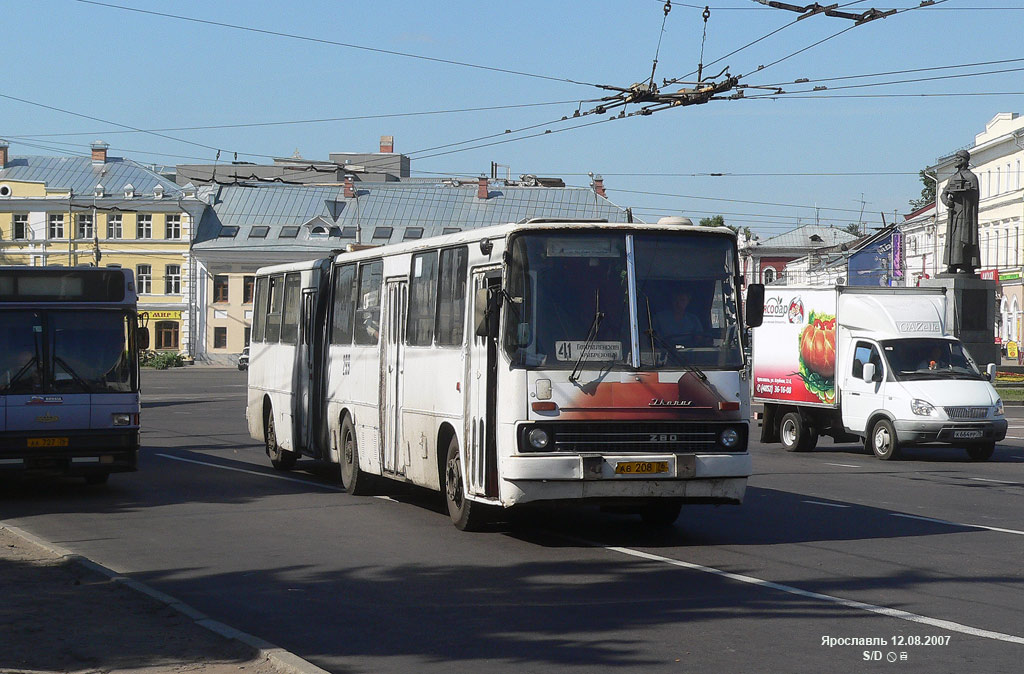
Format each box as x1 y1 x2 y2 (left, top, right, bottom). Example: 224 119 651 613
998 269 1022 283
1008 341 1018 360
979 269 998 281
147 310 182 320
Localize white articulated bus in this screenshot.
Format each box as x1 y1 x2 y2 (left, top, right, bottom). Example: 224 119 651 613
246 219 764 529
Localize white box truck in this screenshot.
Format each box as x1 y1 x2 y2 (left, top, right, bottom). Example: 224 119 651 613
752 286 1006 461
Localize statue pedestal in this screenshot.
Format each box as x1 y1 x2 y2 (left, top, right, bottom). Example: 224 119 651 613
919 275 999 368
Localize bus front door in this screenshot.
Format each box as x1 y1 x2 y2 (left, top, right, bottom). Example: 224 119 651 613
466 270 500 499
380 279 407 477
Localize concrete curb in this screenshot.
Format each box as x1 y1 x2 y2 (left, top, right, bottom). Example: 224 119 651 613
0 521 332 674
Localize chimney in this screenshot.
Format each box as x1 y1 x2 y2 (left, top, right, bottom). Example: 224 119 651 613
0 139 8 169
380 135 394 154
591 175 606 198
91 140 109 164
344 175 355 198
477 176 489 200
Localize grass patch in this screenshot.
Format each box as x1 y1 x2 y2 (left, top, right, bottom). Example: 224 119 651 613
995 386 1024 401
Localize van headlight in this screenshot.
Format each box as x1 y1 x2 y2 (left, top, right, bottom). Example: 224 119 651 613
995 399 1004 416
911 399 935 416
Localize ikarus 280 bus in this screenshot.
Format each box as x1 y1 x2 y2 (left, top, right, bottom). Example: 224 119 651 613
246 219 764 529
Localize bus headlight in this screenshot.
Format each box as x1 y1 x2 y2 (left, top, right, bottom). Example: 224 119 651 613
527 427 551 450
911 399 935 416
719 428 740 448
112 413 132 426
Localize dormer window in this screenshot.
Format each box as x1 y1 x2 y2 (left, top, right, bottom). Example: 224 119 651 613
94 183 105 198
310 226 328 236
123 183 135 199
154 184 164 199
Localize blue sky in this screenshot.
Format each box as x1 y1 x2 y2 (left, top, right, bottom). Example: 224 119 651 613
5 0 1023 237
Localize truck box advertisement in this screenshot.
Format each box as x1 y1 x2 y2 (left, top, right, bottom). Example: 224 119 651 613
753 289 838 407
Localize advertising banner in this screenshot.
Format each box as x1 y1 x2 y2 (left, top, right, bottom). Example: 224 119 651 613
752 288 838 406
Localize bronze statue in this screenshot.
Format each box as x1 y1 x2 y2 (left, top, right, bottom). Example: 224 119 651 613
941 149 980 275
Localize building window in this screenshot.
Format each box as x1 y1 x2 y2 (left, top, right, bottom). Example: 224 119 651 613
48 213 65 239
76 213 94 239
213 275 229 303
137 264 152 294
13 214 28 240
155 321 179 350
165 265 181 294
763 267 776 284
108 213 123 239
243 275 255 304
165 214 181 239
137 214 152 239
213 326 227 349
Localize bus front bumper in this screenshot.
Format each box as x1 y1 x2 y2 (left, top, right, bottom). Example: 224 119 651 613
500 452 751 504
0 430 139 477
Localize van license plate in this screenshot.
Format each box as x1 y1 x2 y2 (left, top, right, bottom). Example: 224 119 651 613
28 437 69 448
615 461 669 475
953 430 983 439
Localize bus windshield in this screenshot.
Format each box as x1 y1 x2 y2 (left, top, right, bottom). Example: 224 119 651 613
0 310 137 394
882 338 985 381
504 230 742 370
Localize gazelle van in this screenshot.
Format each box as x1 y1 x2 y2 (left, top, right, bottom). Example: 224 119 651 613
752 286 1006 460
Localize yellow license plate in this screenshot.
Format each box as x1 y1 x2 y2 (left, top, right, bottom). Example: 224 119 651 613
615 461 669 475
28 437 69 448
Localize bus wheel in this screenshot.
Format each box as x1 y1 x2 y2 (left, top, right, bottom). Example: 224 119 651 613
780 412 817 452
265 414 298 471
639 499 682 527
340 415 374 495
85 473 109 485
869 418 900 461
966 443 995 461
444 436 488 531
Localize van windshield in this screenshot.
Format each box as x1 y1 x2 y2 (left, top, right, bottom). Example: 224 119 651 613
882 338 985 381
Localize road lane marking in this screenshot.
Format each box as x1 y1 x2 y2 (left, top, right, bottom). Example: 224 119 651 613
824 462 861 468
603 545 1024 645
891 513 1024 536
803 500 850 508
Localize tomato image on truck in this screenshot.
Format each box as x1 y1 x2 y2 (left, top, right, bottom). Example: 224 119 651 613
752 286 1006 461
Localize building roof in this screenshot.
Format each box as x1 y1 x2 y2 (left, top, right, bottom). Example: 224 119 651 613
192 180 631 254
0 155 182 198
750 223 858 250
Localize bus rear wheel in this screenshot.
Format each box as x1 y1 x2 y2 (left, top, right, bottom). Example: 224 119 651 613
340 415 374 495
265 414 298 471
444 436 489 531
639 499 682 527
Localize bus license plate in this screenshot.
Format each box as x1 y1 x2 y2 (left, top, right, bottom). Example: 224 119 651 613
28 437 69 448
615 461 669 475
953 430 983 439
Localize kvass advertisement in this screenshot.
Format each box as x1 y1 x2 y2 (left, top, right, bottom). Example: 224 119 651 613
752 289 837 406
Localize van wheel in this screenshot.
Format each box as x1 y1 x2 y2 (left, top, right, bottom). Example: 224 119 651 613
265 414 298 471
780 412 817 452
340 415 374 495
869 418 900 460
966 443 995 461
444 436 489 531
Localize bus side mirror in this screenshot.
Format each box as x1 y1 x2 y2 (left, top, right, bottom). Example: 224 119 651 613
138 328 150 350
745 283 765 328
474 287 499 338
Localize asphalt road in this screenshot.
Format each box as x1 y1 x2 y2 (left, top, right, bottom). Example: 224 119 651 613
2 368 1023 673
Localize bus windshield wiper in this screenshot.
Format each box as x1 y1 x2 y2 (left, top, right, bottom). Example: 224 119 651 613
4 357 40 392
641 294 706 379
569 291 604 384
53 356 93 392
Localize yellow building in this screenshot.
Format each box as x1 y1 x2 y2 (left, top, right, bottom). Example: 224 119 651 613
0 140 206 354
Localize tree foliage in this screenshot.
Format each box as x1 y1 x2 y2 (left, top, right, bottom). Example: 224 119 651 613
699 215 752 242
908 169 936 211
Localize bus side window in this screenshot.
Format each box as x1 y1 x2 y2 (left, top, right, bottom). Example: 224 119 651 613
407 251 438 346
354 261 382 345
265 275 284 342
280 273 301 345
331 264 356 344
252 276 269 343
436 246 468 347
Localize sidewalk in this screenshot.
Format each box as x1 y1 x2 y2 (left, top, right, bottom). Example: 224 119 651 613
0 523 326 674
